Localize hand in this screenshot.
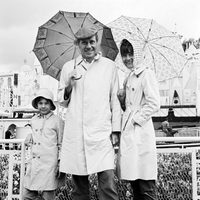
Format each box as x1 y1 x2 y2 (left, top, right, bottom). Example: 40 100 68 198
56 160 61 178
117 89 125 98
117 89 126 111
111 132 121 147
24 134 33 146
68 69 82 85
55 160 66 180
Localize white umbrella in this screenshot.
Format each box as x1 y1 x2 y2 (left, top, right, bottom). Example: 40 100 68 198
108 16 188 82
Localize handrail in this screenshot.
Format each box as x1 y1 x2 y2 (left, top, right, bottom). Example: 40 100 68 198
156 136 200 142
0 139 25 143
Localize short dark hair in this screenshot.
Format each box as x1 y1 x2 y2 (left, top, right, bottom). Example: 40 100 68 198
120 39 134 57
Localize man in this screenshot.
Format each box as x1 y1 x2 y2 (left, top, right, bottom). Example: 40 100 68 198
57 27 121 200
161 118 178 137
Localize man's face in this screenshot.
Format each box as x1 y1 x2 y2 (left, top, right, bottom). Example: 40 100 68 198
122 53 134 70
78 35 98 62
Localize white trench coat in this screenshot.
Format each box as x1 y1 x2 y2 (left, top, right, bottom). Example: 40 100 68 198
24 112 64 190
58 55 121 175
120 64 160 181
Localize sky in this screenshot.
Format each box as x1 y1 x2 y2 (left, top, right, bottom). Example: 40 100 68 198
0 0 200 73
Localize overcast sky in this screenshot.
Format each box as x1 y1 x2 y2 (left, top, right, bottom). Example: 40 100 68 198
0 0 199 73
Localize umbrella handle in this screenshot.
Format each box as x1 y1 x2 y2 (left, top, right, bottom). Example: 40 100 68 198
73 58 82 80
74 75 82 80
74 58 77 69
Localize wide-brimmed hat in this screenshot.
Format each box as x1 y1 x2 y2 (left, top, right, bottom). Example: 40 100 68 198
74 27 98 42
32 88 56 110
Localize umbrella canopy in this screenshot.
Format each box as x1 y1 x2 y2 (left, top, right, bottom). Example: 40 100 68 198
108 16 188 82
33 11 118 80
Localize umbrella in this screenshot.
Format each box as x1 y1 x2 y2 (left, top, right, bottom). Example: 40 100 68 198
108 16 188 82
33 11 118 80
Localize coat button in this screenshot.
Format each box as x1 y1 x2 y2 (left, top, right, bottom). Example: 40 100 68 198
34 142 36 145
132 88 134 91
38 142 40 145
38 156 40 159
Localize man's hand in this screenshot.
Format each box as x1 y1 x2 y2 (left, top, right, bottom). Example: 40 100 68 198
111 132 121 147
68 69 78 87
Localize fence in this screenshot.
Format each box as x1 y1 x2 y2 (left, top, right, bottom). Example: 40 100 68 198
0 139 25 200
1 138 200 200
156 127 200 137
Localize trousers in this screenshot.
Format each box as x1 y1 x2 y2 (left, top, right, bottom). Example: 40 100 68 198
130 179 157 200
72 169 118 200
23 188 55 200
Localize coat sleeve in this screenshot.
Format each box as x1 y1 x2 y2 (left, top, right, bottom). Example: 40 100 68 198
57 63 72 107
132 69 160 126
56 117 64 160
110 66 122 132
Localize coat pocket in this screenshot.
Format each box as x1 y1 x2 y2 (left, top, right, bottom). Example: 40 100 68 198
122 111 132 131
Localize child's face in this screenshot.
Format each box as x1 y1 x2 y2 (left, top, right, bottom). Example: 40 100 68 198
37 98 51 115
122 53 134 70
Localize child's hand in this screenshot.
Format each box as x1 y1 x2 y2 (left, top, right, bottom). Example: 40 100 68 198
55 160 60 178
56 160 65 179
24 134 33 146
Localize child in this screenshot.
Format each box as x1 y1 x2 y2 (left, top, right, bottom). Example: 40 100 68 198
23 88 64 200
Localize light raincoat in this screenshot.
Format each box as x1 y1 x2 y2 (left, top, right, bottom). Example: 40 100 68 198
58 54 121 175
24 112 64 190
120 62 160 181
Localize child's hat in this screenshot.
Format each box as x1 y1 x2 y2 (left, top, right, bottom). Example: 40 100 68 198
32 88 56 110
75 27 97 40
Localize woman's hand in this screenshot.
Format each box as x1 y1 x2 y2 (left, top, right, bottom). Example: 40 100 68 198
117 89 126 111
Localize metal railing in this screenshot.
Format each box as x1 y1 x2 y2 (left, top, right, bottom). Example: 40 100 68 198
156 137 200 200
1 137 200 200
0 139 25 200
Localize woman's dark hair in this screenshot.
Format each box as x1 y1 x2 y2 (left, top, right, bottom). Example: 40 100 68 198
120 39 134 57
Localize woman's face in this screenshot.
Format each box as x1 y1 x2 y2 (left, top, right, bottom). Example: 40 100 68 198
122 53 134 70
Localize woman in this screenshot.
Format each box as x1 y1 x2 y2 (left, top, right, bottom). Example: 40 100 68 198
5 124 16 150
118 39 160 200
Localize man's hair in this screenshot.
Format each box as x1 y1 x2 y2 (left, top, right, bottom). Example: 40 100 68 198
75 33 98 45
120 39 134 57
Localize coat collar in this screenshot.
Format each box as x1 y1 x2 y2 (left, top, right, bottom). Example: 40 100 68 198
134 64 147 76
37 111 53 119
127 64 147 79
75 52 102 66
